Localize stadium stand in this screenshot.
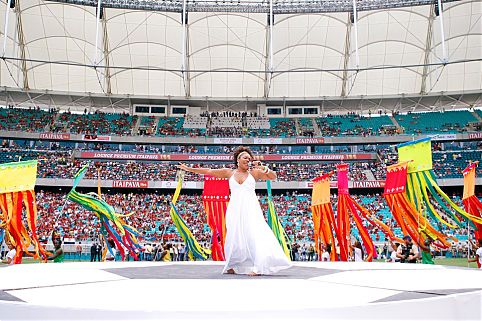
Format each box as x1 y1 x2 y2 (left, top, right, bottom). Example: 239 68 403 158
33 190 473 255
0 107 55 132
67 112 136 136
1 106 481 139
138 116 158 135
1 146 480 181
316 114 395 137
156 117 184 136
395 110 477 134
269 118 297 137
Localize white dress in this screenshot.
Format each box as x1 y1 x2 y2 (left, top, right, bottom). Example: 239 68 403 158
222 172 292 275
353 247 363 262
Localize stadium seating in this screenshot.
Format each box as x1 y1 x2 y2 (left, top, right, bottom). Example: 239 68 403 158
1 106 481 138
2 146 480 181
316 114 393 137
432 150 482 178
0 107 55 132
1 142 476 257
395 110 476 134
67 112 136 136
269 118 296 137
33 190 475 251
182 116 208 136
476 109 482 120
297 118 315 136
246 117 270 137
157 117 184 136
138 116 157 135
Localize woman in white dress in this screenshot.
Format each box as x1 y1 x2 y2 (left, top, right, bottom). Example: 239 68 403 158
351 240 364 262
179 146 292 275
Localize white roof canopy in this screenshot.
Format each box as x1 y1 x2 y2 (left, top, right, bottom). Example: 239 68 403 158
0 0 480 99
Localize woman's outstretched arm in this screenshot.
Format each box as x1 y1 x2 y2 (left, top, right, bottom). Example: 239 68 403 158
178 163 232 179
250 161 277 181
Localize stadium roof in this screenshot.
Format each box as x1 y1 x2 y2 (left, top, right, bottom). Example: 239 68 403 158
44 0 461 14
0 0 480 101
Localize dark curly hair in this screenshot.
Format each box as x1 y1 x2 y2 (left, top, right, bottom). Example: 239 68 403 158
233 146 253 168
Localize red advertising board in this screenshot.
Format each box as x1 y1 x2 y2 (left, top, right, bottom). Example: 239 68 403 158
307 180 385 189
260 154 373 161
82 134 111 141
351 180 385 188
79 152 375 161
112 180 148 188
295 138 325 144
80 152 166 160
39 133 71 140
468 132 482 139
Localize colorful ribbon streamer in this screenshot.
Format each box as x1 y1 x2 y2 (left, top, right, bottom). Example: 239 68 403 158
67 165 142 261
384 162 451 250
266 180 291 259
398 138 482 229
311 172 338 261
462 162 482 240
169 170 211 260
202 175 229 261
336 163 399 261
0 160 49 263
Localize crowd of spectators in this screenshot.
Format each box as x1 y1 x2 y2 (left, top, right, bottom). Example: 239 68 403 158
395 111 471 135
315 112 402 137
32 190 475 261
270 119 297 137
31 190 359 244
156 118 182 136
1 106 480 138
0 106 56 132
31 158 377 182
316 119 342 137
35 191 210 244
207 126 246 137
272 162 370 182
54 111 135 136
431 151 482 179
1 145 481 181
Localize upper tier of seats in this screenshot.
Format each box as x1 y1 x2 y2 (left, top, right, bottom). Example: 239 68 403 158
0 108 55 132
316 114 394 137
66 112 136 136
475 109 482 123
1 147 480 181
269 118 297 137
156 117 182 136
1 107 480 138
433 150 482 178
395 110 477 134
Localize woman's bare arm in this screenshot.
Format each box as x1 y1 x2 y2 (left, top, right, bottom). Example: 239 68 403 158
178 163 232 179
250 162 277 181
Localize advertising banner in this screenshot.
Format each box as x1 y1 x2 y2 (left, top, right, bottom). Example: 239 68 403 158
80 152 375 162
39 133 71 140
112 180 149 188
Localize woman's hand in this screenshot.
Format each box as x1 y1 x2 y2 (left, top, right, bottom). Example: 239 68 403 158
250 161 276 180
177 163 190 172
252 161 270 174
251 161 264 171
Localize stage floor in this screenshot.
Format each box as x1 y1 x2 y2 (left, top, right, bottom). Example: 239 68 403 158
0 261 481 320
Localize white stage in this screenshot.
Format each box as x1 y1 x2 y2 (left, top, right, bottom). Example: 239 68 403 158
0 261 481 320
